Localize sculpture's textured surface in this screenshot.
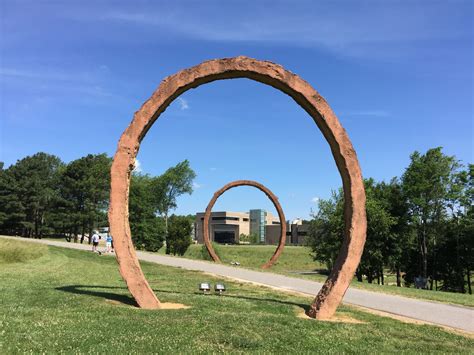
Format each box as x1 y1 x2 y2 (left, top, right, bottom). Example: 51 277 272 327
202 180 287 269
109 56 367 319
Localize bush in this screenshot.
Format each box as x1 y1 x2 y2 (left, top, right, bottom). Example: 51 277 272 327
237 233 261 244
249 233 260 244
166 215 192 256
201 242 222 261
131 217 166 252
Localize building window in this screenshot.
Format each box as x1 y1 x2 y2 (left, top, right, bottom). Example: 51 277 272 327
212 217 239 221
243 218 249 221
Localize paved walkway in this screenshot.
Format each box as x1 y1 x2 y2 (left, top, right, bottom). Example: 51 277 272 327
2 235 473 333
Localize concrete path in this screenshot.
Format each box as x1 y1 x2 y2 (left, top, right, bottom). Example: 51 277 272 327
2 235 473 333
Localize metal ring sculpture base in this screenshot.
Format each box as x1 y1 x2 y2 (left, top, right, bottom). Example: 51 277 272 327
109 56 367 319
203 180 287 269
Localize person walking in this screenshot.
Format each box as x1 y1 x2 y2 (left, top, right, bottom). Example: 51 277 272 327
91 231 100 253
105 233 113 253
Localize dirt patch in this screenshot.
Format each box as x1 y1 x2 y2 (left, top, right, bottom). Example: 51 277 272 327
105 299 189 310
105 299 129 306
296 308 365 324
159 302 190 310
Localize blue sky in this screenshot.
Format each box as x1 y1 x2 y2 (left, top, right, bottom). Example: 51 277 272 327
1 0 473 220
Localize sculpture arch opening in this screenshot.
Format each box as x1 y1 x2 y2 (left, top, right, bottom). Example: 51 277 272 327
109 56 367 319
202 180 287 269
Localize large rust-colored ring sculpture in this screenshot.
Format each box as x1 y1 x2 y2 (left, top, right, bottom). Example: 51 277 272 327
203 180 287 269
109 56 366 319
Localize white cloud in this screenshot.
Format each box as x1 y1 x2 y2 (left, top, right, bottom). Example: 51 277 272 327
177 97 189 110
95 2 468 59
311 196 320 203
193 182 201 189
133 159 142 173
209 167 217 171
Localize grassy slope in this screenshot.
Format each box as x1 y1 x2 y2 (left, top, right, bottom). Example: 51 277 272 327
158 244 474 307
1 239 471 353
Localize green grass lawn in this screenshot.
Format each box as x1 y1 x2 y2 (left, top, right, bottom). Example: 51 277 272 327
158 244 474 308
1 238 472 353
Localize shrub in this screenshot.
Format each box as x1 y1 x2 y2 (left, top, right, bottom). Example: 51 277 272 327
166 215 192 256
201 242 222 261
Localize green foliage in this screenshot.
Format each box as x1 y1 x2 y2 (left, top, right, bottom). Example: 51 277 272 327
0 152 195 253
128 161 196 253
129 174 166 252
0 165 25 233
361 181 397 283
0 153 63 237
239 233 250 243
307 190 345 270
56 153 111 241
307 148 473 294
151 160 196 233
249 233 261 244
402 147 460 280
433 164 474 293
238 233 260 244
308 180 409 283
200 242 222 261
166 215 192 255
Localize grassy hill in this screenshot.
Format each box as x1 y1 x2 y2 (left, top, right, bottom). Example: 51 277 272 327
0 238 472 353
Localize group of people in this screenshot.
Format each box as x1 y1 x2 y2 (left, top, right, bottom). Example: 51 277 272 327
90 231 114 255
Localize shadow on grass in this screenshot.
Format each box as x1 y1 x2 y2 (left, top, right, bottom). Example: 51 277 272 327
152 288 311 312
55 284 311 312
56 285 138 307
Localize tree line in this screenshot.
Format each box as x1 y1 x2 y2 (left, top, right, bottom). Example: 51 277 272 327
308 147 473 294
0 153 196 255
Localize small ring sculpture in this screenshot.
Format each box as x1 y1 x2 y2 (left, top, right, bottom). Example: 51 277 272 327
202 180 287 269
109 56 367 319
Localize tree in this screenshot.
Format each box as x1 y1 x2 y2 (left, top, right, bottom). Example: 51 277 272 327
0 164 25 235
128 161 196 252
58 154 111 242
129 174 166 251
6 153 63 238
166 215 192 256
308 180 396 284
436 164 474 293
307 190 344 271
402 147 459 285
359 179 397 284
152 160 196 234
372 178 415 286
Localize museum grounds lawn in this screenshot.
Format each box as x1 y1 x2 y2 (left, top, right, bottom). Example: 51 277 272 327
0 238 472 353
157 244 474 308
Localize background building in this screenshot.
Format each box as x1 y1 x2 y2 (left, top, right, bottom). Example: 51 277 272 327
194 211 308 245
288 222 309 245
195 210 279 244
195 211 250 244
